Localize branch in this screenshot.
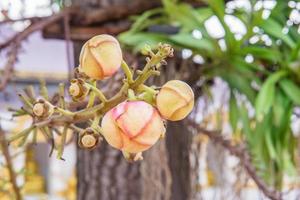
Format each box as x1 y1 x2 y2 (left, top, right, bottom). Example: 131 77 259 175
0 10 68 50
0 130 22 200
0 43 19 91
186 120 283 200
0 10 70 91
0 16 42 25
74 0 161 25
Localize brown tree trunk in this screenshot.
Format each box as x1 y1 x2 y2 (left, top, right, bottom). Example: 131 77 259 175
166 121 192 200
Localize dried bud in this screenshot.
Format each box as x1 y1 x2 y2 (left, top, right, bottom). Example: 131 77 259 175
79 34 122 80
78 128 100 150
32 99 54 118
156 80 194 121
69 79 89 101
101 101 165 153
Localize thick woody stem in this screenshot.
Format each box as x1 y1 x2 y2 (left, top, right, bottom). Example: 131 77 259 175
0 130 22 200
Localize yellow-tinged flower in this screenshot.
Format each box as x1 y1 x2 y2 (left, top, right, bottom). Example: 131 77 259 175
156 80 194 121
32 99 54 119
79 34 122 80
69 79 89 101
78 128 100 150
101 101 165 153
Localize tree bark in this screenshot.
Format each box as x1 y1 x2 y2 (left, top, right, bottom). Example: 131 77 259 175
166 121 192 200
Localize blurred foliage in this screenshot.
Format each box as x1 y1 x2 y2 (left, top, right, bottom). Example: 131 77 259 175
119 0 300 188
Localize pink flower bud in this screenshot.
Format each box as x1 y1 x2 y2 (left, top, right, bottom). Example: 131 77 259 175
101 101 165 153
156 80 194 121
79 34 122 80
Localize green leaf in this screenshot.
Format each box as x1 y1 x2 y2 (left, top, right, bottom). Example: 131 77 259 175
260 18 295 49
204 0 224 18
239 104 252 143
129 8 164 33
255 71 288 119
229 92 239 133
240 46 281 63
205 0 237 51
195 7 213 23
265 129 277 160
170 33 215 54
272 89 292 129
279 78 300 105
290 40 300 61
230 56 264 84
118 32 170 51
221 71 256 104
162 0 206 31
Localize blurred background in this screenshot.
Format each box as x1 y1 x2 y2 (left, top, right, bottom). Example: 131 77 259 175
0 0 300 200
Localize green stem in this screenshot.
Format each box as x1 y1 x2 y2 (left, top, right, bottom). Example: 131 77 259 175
39 80 49 100
91 114 102 129
57 125 68 160
18 94 33 109
8 126 35 143
54 107 74 116
86 83 107 103
138 84 158 95
87 91 96 108
121 60 133 83
58 83 65 109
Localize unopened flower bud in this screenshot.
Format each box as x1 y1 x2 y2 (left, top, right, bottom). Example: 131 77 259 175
78 128 100 150
32 99 54 118
79 34 122 80
69 79 89 101
101 101 165 153
156 80 194 121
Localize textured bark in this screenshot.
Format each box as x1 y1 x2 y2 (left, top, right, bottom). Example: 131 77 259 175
77 143 142 200
166 121 193 200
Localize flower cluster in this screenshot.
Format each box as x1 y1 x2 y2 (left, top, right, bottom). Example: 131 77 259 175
9 34 194 162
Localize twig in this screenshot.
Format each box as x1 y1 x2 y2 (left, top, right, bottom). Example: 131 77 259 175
0 43 19 91
0 10 69 50
0 16 42 25
0 10 70 91
63 11 73 81
187 120 282 200
0 130 22 200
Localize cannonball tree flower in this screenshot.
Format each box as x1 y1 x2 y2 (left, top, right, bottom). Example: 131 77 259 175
68 79 89 101
156 80 194 121
32 99 54 119
101 101 165 153
78 128 101 150
79 34 122 80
